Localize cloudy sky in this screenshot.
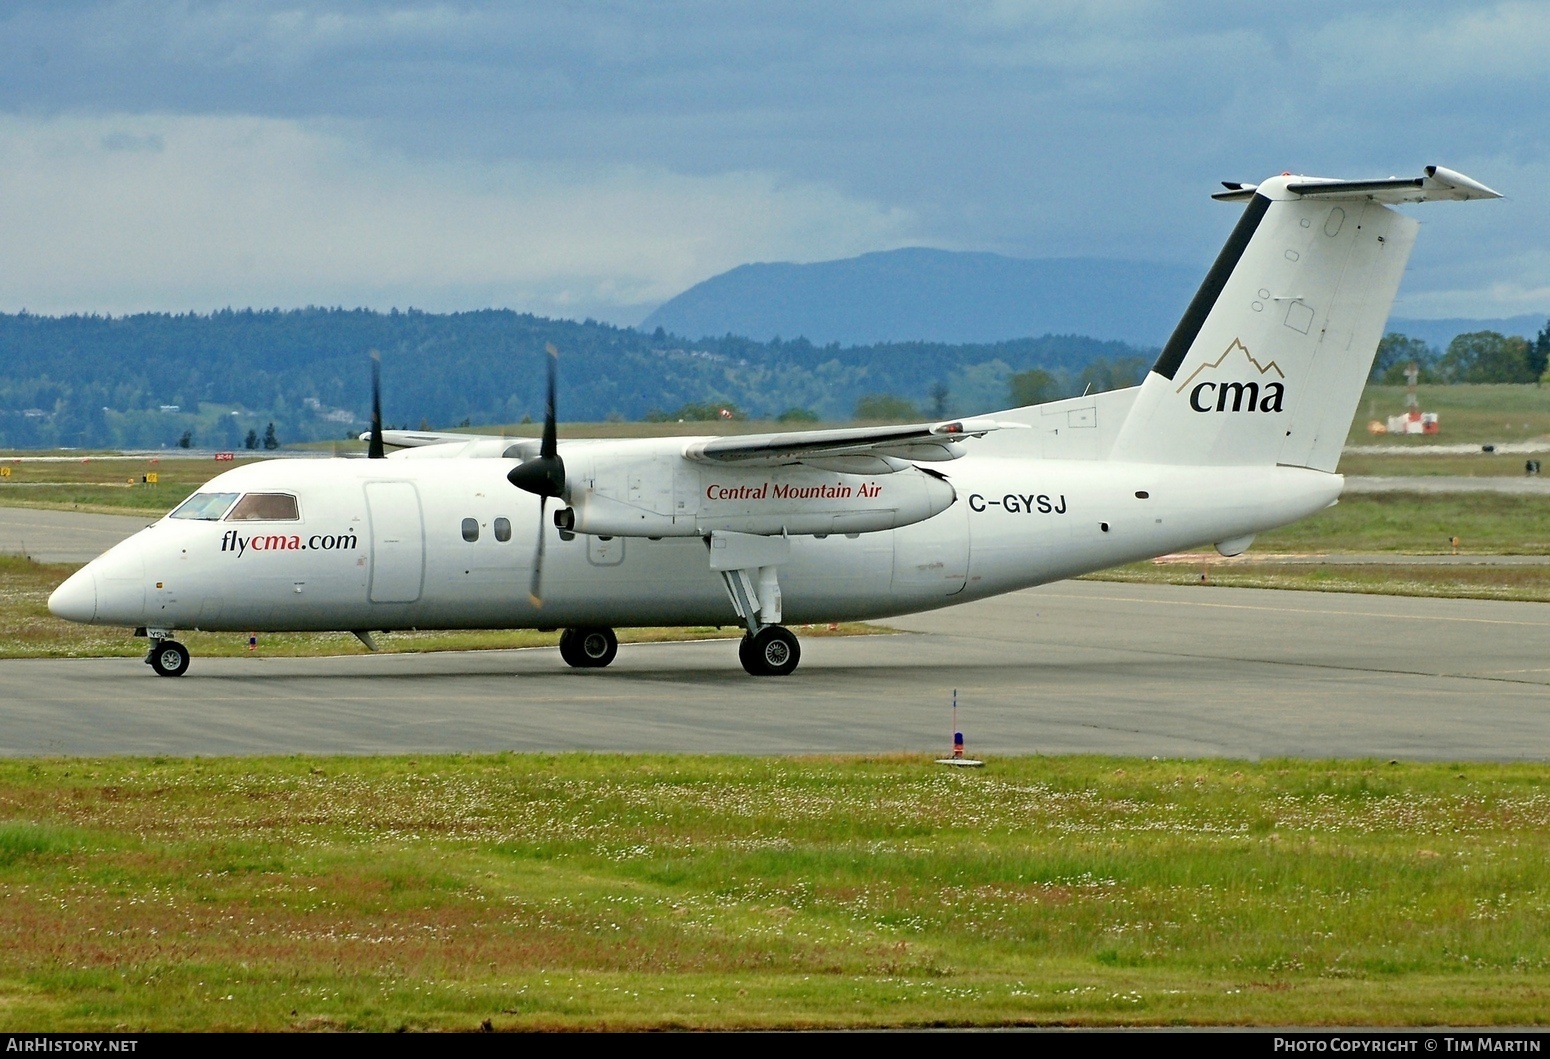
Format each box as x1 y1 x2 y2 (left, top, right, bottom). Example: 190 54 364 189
0 1 1544 324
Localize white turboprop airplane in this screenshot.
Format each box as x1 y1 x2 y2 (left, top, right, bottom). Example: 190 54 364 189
49 166 1499 677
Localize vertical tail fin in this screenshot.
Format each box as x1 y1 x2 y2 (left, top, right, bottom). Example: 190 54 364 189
1109 166 1499 471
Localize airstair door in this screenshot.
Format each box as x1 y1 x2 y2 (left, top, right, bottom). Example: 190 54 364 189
365 481 425 603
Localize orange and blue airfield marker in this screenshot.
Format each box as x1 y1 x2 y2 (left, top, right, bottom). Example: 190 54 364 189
936 689 983 768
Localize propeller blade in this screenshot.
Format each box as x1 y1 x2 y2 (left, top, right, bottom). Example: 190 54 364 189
516 343 563 606
529 497 548 607
541 342 558 460
507 343 566 498
368 350 385 460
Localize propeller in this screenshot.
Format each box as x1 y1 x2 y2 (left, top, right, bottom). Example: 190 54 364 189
507 343 565 605
367 350 385 460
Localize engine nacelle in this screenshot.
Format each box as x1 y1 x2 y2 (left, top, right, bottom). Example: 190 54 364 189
558 464 957 538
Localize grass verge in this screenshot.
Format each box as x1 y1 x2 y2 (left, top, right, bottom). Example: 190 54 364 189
1 754 1548 1030
1084 561 1550 603
1345 384 1550 447
1251 492 1550 555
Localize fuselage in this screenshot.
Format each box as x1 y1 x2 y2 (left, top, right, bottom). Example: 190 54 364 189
48 450 1342 633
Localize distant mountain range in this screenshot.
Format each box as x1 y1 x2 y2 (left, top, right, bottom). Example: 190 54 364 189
642 247 1547 351
642 248 1201 347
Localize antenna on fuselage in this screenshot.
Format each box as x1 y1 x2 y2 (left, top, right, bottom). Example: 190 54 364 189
368 350 385 460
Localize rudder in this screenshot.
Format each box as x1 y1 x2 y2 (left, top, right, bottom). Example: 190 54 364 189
1110 167 1497 471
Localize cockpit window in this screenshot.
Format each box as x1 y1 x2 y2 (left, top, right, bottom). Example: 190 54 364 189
225 493 301 521
169 492 240 521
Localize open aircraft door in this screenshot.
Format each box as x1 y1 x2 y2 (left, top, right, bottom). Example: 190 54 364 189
364 481 425 603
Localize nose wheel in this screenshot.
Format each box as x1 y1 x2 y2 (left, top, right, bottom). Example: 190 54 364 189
740 625 800 676
147 639 190 678
559 627 618 668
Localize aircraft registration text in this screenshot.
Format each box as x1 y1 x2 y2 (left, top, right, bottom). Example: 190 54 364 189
968 493 1067 514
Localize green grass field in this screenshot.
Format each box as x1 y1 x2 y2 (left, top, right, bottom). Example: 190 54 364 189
0 453 259 517
2 754 1548 1030
1346 384 1550 448
1255 492 1550 555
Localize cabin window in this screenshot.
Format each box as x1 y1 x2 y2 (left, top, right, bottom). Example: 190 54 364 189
170 492 240 521
225 493 301 521
461 518 479 542
493 517 511 542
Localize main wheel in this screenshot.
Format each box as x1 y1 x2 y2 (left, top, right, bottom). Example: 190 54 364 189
741 625 800 676
149 640 190 678
559 627 618 669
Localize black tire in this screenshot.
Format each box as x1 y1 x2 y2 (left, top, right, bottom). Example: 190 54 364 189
560 627 618 669
738 634 756 673
558 628 583 667
149 640 190 678
742 626 800 677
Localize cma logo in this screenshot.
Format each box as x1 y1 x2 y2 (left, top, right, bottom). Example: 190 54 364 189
1177 338 1286 413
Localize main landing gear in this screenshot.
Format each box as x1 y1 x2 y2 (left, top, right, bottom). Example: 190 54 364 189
710 530 803 677
559 626 618 669
145 635 190 678
738 625 800 677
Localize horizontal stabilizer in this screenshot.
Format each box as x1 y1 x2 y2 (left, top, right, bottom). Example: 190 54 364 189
1213 165 1499 204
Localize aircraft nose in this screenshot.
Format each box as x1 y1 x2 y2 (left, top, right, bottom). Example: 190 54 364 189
48 566 97 623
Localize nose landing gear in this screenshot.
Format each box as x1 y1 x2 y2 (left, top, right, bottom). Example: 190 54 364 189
146 638 190 678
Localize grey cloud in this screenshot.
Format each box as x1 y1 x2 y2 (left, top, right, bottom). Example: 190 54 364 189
0 1 1543 317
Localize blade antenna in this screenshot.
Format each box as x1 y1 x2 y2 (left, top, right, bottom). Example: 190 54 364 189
368 350 385 460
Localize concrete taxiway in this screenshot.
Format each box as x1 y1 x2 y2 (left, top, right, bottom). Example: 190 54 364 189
3 580 1547 761
0 508 153 563
1343 475 1550 495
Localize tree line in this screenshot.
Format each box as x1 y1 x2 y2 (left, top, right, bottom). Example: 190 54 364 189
0 309 1148 448
1371 324 1550 385
2 308 1545 448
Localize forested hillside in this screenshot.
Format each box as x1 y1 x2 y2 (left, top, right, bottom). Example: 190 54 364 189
640 248 1200 347
0 309 1147 450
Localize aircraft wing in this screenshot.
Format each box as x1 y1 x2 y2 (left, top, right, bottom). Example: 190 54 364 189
362 429 498 448
682 418 1022 471
357 429 540 460
361 419 1021 469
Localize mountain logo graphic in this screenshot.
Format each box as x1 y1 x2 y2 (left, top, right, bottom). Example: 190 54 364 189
1176 338 1287 413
